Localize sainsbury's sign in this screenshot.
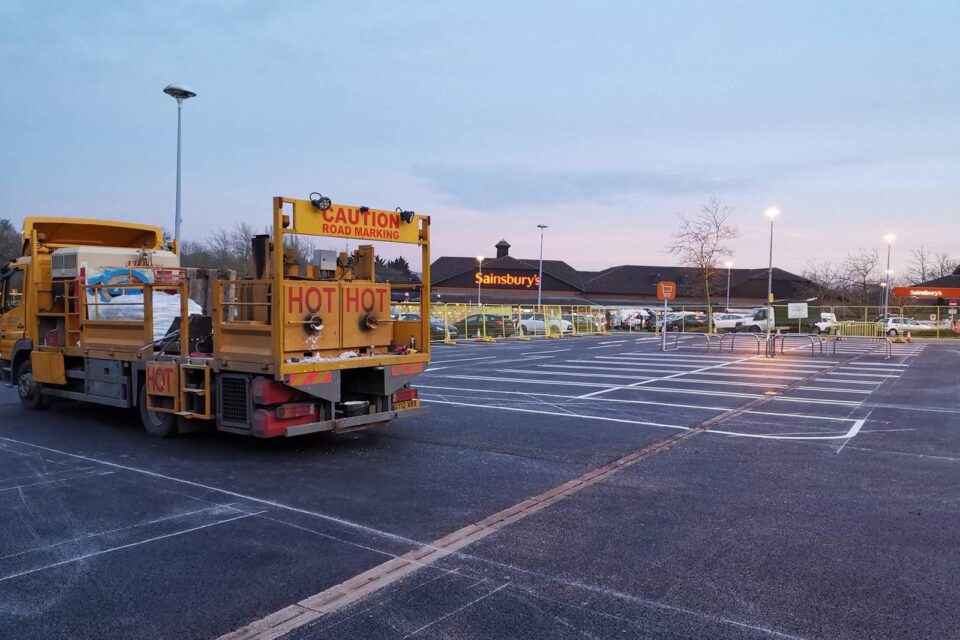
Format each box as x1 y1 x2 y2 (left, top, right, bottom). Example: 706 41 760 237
893 286 960 299
475 272 541 289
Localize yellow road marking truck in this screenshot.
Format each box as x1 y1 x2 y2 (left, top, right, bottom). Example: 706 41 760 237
0 195 430 438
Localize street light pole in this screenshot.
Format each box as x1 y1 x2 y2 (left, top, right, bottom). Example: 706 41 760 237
764 208 780 347
163 84 197 253
883 234 896 317
536 224 548 312
724 261 733 310
476 256 484 306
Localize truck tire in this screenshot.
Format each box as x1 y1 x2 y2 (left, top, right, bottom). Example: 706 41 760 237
749 325 761 333
17 361 48 410
139 384 178 438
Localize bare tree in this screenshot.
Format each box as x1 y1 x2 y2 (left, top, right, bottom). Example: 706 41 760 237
934 252 959 279
667 196 740 331
906 246 932 284
0 219 20 266
283 232 317 265
800 260 841 301
839 247 880 306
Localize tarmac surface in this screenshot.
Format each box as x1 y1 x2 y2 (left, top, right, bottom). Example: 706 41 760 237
1 334 958 639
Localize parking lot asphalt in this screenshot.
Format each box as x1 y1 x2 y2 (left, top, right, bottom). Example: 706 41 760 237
1 334 958 640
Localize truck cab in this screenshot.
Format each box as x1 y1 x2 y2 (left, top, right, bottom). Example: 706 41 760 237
0 262 28 382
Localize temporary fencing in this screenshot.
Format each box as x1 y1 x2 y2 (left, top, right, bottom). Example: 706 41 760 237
393 302 960 343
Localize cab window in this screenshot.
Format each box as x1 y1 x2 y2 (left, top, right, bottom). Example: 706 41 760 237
1 269 24 313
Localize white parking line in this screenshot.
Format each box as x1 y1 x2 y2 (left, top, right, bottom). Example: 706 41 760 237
440 374 864 406
518 348 572 355
0 469 116 492
418 385 859 422
713 419 866 441
429 356 497 364
421 400 868 443
823 371 900 379
0 511 263 583
422 399 687 430
577 353 766 399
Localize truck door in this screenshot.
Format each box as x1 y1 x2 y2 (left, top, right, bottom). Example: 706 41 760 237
0 266 26 361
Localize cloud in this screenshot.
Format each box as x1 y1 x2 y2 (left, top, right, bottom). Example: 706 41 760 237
415 165 745 209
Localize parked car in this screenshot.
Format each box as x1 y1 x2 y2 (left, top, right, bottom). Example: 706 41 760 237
880 316 927 336
563 312 604 332
649 312 705 332
520 313 573 335
613 308 651 330
398 312 458 340
453 313 515 337
712 312 750 332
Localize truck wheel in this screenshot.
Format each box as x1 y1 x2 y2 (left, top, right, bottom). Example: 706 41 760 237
17 361 48 410
749 325 761 333
138 384 178 438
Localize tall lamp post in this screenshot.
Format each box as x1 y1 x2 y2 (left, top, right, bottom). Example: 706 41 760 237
163 83 197 253
476 256 484 305
536 224 548 312
764 208 780 345
724 261 733 311
883 233 896 317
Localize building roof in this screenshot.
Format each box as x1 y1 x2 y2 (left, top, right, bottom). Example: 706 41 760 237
581 265 807 297
915 266 960 288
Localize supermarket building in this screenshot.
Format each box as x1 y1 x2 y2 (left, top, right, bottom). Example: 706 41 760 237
430 240 813 307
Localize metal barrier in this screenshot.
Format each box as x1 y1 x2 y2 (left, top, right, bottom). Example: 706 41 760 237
837 321 884 338
660 328 679 351
392 302 960 344
769 333 824 357
719 332 765 355
670 331 720 351
398 303 610 343
827 335 893 359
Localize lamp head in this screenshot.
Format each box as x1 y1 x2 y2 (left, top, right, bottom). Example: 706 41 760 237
764 207 780 220
476 255 484 263
883 233 896 244
725 261 734 268
537 224 548 230
163 83 197 102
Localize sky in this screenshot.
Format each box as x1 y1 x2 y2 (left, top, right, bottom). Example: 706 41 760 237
1 1 958 276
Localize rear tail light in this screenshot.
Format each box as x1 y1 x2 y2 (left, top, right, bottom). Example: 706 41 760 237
252 403 320 438
274 402 317 420
393 387 418 403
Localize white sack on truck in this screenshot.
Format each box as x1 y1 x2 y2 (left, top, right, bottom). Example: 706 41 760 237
87 292 202 342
